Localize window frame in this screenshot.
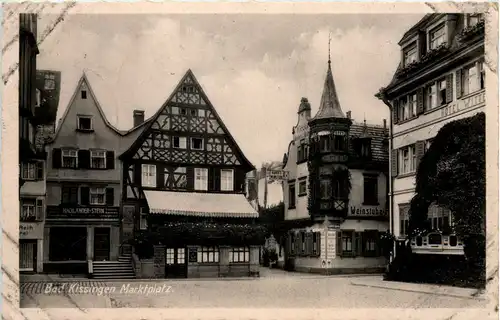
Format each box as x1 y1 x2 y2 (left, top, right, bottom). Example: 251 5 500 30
20 198 36 221
341 230 355 256
21 162 36 180
139 207 148 230
61 185 79 204
429 23 446 50
62 149 78 169
425 83 438 111
230 247 250 263
89 187 106 205
399 144 416 175
220 169 234 191
190 137 204 151
173 136 187 149
399 204 410 237
403 43 418 66
194 168 209 191
141 164 157 187
77 115 93 131
90 150 106 169
363 174 379 205
198 246 219 263
288 183 296 209
81 90 87 99
298 179 307 197
463 62 482 95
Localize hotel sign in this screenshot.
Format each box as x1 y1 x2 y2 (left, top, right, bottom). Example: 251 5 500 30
441 91 485 118
349 206 388 217
266 170 289 181
20 222 44 239
46 206 120 219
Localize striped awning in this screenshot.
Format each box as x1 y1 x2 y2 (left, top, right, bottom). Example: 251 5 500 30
144 190 259 218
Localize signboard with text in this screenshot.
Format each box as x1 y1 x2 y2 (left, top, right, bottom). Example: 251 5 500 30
349 206 389 217
46 206 120 220
20 222 44 239
266 169 289 181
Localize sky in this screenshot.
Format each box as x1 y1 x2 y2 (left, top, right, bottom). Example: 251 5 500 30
37 14 423 167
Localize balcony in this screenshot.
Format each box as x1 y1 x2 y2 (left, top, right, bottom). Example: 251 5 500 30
46 205 120 220
410 231 464 255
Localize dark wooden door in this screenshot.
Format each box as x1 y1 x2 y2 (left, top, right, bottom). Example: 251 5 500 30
165 247 187 278
94 227 110 261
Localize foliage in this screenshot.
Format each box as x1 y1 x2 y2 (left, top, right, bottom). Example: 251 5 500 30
131 232 155 259
262 247 278 267
409 112 486 260
379 231 396 260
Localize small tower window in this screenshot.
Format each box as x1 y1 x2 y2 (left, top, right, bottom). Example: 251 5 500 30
81 90 87 99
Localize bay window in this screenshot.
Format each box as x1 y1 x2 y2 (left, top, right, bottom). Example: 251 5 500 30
141 164 156 187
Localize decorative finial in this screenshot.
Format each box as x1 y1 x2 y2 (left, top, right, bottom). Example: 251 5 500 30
328 31 332 65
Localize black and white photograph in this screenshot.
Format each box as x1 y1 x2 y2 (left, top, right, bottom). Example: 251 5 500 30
4 2 497 317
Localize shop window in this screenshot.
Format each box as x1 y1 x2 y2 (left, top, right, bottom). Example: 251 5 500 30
230 247 250 263
198 246 219 263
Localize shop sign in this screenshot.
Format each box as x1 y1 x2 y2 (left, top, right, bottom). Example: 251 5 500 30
441 90 485 118
349 206 388 217
326 230 336 259
20 222 44 239
266 170 289 181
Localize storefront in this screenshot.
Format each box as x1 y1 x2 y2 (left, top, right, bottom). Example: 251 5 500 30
20 222 44 273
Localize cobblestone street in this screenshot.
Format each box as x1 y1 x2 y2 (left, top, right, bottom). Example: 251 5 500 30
20 271 487 309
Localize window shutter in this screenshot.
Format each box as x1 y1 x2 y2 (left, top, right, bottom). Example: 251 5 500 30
417 88 425 115
36 161 44 180
418 31 427 57
80 187 90 205
78 150 90 169
106 151 115 169
355 232 363 257
316 232 321 257
456 69 463 99
52 148 61 168
336 231 342 257
35 199 44 220
134 164 142 186
186 167 194 190
391 149 398 177
156 164 164 189
214 169 221 192
106 188 114 206
295 232 301 256
392 100 399 124
306 232 312 256
375 231 381 257
446 73 454 103
415 140 425 169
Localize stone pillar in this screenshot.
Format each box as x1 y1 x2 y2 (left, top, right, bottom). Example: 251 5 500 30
86 226 94 261
36 239 44 272
219 246 230 277
153 245 166 278
249 245 260 276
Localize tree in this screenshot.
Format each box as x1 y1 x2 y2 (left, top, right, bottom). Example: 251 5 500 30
409 112 486 263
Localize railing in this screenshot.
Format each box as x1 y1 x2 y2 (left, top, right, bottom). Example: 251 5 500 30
410 232 464 255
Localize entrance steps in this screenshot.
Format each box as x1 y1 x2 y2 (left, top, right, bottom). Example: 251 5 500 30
92 253 136 279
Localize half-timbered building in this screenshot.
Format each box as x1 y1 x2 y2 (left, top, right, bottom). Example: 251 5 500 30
120 70 260 279
281 58 389 274
44 73 148 277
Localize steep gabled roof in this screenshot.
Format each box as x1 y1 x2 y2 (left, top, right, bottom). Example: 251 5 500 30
119 69 255 171
47 72 151 144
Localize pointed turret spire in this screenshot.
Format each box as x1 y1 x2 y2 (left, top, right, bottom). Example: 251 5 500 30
311 33 345 121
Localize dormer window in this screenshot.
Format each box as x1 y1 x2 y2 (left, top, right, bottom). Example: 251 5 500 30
429 24 446 50
403 43 417 66
77 115 93 131
81 90 87 99
360 139 371 158
465 13 484 28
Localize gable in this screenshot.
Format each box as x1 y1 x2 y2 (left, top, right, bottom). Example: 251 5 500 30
123 70 253 170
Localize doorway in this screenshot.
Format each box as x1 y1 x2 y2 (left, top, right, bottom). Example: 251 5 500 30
20 241 36 272
165 247 187 278
94 227 111 261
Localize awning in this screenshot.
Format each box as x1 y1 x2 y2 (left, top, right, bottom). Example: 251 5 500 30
144 191 259 218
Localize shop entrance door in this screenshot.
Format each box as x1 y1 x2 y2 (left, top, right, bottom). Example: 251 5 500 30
165 247 187 278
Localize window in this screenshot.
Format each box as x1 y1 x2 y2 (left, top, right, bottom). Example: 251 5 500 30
180 108 187 115
399 205 410 236
297 139 306 162
319 135 330 153
312 232 320 256
399 145 416 174
190 137 203 150
332 179 344 199
341 231 354 253
438 79 447 106
77 115 93 131
62 149 78 168
140 207 148 230
20 199 35 221
173 136 187 149
403 44 418 66
464 64 480 95
333 135 346 151
61 185 78 204
194 168 208 191
409 93 417 118
90 150 106 169
425 83 437 111
399 96 409 121
166 248 175 264
220 169 234 191
21 162 42 180
429 25 446 50
230 247 250 263
289 232 295 255
141 164 156 187
466 13 484 27
363 231 378 256
288 184 296 208
319 179 331 200
428 205 452 231
171 167 187 189
198 246 219 263
81 90 87 99
360 140 371 158
363 175 378 205
298 179 307 196
89 187 105 205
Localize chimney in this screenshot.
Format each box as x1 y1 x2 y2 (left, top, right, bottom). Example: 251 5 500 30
383 119 387 130
133 110 145 127
346 111 351 119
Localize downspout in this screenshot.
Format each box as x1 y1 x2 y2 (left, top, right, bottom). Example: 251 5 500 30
376 91 395 262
